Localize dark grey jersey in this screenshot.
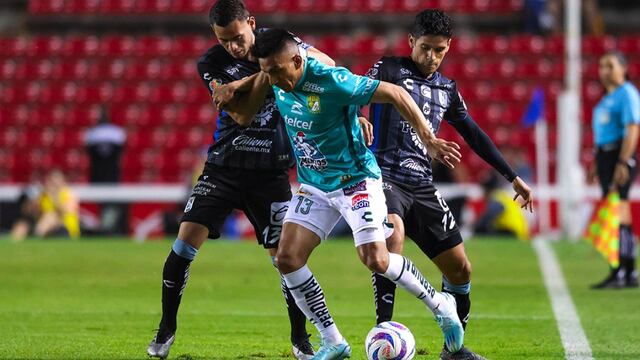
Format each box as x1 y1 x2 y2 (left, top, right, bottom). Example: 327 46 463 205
196 30 309 170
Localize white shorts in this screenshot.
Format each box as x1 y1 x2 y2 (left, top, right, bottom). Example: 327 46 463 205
284 178 392 247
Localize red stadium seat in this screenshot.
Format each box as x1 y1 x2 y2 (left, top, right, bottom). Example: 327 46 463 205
0 37 27 58
448 35 476 56
136 36 174 57
618 35 640 54
100 0 137 13
27 36 64 57
62 36 100 58
173 36 211 57
99 35 136 57
509 35 545 55
353 35 388 58
581 35 617 56
28 0 65 14
65 0 101 14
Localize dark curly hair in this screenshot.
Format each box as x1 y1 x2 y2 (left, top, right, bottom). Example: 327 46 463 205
209 0 249 27
411 9 453 38
252 28 296 59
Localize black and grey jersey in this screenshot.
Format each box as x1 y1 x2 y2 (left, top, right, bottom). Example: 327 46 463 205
366 56 472 186
197 30 309 170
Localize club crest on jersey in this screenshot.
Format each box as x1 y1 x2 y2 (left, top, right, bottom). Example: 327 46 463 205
209 79 222 92
421 85 431 97
307 94 321 114
343 180 367 195
351 194 370 211
293 131 327 171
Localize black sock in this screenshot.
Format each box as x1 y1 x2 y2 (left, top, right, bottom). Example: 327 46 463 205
159 250 192 333
442 277 471 330
280 274 309 343
372 272 397 324
619 225 636 280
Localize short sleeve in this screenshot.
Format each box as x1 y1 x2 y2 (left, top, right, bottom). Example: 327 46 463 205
329 67 380 106
621 85 640 125
197 61 234 95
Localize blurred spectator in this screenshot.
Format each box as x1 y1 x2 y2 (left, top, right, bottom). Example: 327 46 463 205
524 0 603 36
84 107 126 183
473 174 530 240
34 170 80 239
10 184 42 241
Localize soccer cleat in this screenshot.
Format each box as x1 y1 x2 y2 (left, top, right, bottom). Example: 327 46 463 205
440 346 486 360
292 334 315 359
591 271 624 289
626 275 639 288
147 328 175 359
434 293 465 353
312 338 351 360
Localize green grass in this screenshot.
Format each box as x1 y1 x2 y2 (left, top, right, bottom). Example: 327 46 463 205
0 237 637 359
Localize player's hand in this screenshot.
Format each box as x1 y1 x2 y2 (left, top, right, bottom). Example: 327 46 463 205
426 138 461 169
613 162 630 187
512 176 534 212
212 83 236 109
358 117 374 146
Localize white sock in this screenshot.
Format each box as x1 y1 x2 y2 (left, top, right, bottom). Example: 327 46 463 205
383 252 446 312
282 265 343 345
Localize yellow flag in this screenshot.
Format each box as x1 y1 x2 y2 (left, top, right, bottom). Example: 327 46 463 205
584 192 620 267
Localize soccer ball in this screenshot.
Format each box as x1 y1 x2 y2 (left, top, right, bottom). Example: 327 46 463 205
365 321 416 360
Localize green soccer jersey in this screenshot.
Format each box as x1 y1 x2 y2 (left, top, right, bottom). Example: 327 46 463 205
273 57 382 192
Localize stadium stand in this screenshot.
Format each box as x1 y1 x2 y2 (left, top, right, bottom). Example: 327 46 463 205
4 31 639 184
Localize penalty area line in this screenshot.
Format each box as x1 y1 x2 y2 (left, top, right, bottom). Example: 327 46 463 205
533 240 594 360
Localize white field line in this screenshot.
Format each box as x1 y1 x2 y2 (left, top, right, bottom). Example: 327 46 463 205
533 240 594 360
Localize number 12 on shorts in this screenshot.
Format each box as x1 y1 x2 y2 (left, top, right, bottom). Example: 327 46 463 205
435 190 456 231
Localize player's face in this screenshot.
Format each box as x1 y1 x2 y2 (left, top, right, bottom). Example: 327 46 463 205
212 17 256 60
259 52 304 92
409 35 450 76
598 55 626 88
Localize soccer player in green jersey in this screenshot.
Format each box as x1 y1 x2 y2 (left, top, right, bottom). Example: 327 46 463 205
219 28 465 360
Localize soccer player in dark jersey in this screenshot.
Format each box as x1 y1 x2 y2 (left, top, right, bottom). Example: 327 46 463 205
364 10 534 360
146 1 335 359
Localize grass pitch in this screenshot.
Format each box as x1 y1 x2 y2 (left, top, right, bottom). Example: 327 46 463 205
0 237 638 359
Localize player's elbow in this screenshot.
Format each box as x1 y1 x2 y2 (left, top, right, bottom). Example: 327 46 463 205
229 113 253 127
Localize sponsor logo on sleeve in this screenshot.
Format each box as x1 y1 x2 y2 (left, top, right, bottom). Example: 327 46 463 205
209 79 222 92
302 81 325 93
351 194 370 211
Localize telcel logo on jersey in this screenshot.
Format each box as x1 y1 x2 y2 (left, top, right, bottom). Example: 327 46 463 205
351 194 370 211
284 114 313 130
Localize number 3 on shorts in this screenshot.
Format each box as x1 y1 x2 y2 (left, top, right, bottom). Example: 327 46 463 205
294 196 314 215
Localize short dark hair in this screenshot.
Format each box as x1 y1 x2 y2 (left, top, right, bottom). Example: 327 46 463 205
411 9 453 38
252 28 296 59
209 0 249 27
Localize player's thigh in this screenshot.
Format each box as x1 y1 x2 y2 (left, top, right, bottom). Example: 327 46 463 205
405 185 462 259
277 221 322 267
431 242 472 284
338 178 388 248
180 166 240 241
383 180 413 253
284 186 342 243
243 170 292 250
35 212 60 236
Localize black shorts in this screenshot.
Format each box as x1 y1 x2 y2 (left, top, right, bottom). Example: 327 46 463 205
596 143 637 200
383 179 462 259
181 164 292 248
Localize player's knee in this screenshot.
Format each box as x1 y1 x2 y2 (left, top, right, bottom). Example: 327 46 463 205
362 253 389 274
274 250 301 273
453 259 472 283
386 230 404 253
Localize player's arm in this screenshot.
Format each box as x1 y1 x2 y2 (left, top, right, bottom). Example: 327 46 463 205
446 85 533 211
307 47 335 67
370 81 461 168
214 72 271 127
613 88 640 186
